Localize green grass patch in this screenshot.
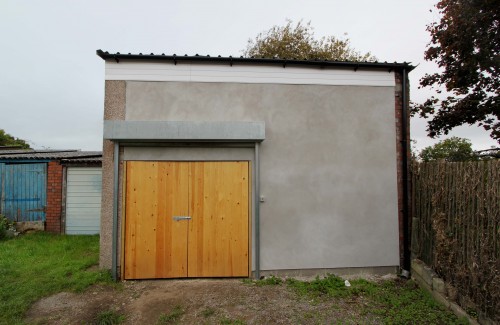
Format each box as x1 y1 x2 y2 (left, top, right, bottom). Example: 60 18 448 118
93 310 125 325
240 278 254 285
362 279 469 324
219 317 246 325
256 275 283 286
285 275 468 324
0 232 112 325
286 274 352 298
156 305 184 324
201 307 216 318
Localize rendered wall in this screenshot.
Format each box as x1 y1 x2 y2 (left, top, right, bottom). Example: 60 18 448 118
101 80 400 271
100 81 125 269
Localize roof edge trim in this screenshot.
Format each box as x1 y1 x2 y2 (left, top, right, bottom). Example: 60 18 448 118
96 50 415 72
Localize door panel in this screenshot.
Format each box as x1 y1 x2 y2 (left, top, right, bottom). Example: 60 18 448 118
1 163 46 222
124 162 189 279
65 167 102 235
188 162 249 277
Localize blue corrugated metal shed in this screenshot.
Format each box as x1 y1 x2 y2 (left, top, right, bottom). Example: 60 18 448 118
0 149 101 223
0 163 47 222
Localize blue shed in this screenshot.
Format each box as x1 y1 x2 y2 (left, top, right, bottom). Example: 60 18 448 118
0 161 47 222
0 149 102 233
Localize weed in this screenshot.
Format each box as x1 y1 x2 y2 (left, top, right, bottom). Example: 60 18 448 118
241 275 283 286
347 279 379 297
286 274 350 298
201 307 216 318
303 311 315 319
93 310 125 325
466 307 478 318
256 275 283 286
360 279 468 324
240 278 254 285
0 214 17 240
0 233 113 324
220 317 246 325
284 275 466 324
157 305 184 324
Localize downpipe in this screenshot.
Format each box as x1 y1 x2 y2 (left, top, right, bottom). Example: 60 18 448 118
401 68 411 279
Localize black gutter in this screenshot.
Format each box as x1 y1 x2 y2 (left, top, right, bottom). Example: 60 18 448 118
96 50 415 72
401 68 411 277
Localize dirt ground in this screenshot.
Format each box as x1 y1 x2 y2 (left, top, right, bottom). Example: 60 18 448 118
25 277 385 324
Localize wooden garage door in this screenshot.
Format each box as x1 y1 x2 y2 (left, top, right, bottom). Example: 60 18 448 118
124 161 249 279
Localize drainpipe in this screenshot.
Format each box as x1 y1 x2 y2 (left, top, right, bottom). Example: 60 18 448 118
401 68 411 278
254 142 261 279
112 142 119 281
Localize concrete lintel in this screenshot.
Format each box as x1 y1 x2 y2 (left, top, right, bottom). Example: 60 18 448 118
103 121 265 142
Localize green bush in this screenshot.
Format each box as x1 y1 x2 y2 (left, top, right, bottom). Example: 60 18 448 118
0 214 16 240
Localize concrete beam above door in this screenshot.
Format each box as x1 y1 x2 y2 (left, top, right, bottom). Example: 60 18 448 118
103 121 265 142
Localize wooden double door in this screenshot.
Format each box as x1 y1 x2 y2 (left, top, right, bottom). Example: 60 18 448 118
124 161 249 279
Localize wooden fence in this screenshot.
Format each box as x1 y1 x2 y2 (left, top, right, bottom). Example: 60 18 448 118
411 160 499 321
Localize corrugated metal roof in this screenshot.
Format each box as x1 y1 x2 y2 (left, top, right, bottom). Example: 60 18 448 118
0 149 34 155
96 50 415 72
61 157 102 164
0 150 102 160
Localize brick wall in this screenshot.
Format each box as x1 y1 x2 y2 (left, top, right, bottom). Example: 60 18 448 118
46 161 63 233
395 71 411 268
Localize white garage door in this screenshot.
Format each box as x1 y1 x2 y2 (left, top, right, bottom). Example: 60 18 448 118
66 167 102 234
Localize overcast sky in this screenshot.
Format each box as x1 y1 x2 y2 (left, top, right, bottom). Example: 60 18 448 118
1 0 497 152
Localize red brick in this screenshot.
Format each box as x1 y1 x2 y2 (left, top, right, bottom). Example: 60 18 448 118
45 161 63 233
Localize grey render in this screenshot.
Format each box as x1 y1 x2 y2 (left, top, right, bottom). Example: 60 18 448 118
100 76 400 274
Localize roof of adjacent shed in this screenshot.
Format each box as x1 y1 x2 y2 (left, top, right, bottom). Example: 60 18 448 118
96 50 415 72
60 157 102 164
0 149 102 161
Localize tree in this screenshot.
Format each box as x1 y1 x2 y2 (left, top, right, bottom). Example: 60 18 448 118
0 129 30 149
419 137 477 162
243 20 376 62
415 0 500 144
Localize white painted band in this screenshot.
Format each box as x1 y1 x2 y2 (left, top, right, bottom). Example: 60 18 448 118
105 61 395 87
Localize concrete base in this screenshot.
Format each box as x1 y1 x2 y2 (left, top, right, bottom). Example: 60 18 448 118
15 221 44 233
255 266 398 280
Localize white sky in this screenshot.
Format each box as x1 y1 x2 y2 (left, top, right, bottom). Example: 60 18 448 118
0 0 497 152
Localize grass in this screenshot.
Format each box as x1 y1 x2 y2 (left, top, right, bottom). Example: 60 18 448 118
242 275 283 286
219 317 246 325
255 274 469 324
201 307 216 318
0 233 471 324
256 275 283 286
0 232 112 325
156 305 185 324
364 279 469 324
93 310 126 325
286 274 354 298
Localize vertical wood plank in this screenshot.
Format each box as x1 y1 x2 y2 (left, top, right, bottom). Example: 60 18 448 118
188 161 249 277
120 162 127 280
124 161 189 279
247 162 252 277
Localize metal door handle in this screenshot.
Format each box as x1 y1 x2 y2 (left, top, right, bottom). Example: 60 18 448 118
173 216 192 221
